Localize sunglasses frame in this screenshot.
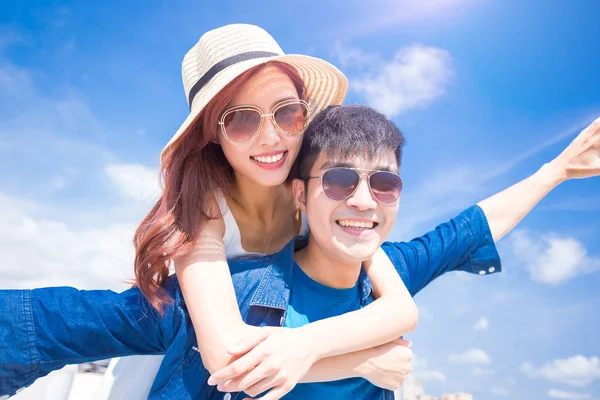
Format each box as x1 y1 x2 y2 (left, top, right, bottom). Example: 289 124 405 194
218 99 310 145
304 167 404 205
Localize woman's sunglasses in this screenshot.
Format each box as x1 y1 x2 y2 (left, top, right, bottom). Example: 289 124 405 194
218 99 309 144
304 167 403 205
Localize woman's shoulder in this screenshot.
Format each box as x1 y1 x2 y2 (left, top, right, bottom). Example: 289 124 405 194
201 194 227 238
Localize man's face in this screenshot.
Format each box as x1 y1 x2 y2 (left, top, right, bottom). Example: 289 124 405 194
293 149 401 263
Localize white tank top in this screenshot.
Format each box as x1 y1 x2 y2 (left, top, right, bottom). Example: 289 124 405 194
97 195 308 400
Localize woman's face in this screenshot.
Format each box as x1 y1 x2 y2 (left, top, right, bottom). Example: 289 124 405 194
218 65 304 188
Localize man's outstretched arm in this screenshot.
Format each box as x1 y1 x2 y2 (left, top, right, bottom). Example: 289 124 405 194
479 117 600 241
385 117 599 296
0 282 181 397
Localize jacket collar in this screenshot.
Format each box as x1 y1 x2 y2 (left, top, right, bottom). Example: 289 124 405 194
249 236 375 309
249 238 295 310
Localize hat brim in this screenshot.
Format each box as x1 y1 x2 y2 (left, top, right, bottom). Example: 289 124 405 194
160 54 348 164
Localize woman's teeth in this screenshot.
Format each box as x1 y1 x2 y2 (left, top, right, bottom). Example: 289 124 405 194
251 152 285 164
337 220 375 229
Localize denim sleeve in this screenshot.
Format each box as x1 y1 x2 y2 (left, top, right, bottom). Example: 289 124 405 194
382 205 501 296
0 284 181 397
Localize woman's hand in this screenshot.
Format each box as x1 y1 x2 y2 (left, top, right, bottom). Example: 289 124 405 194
208 327 317 399
360 338 413 391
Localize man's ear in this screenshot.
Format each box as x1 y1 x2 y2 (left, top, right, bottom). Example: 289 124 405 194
291 178 307 212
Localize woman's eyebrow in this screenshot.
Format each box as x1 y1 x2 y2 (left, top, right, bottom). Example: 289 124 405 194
269 96 299 108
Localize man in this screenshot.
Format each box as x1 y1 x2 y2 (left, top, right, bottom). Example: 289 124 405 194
1 106 598 399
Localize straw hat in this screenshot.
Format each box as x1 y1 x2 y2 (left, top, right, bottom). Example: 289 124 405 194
160 24 349 164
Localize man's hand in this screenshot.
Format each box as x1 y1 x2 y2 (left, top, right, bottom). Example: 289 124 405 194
359 338 413 391
208 327 317 399
548 116 600 180
477 116 600 242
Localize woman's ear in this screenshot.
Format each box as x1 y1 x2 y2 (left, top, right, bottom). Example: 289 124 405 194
291 179 307 212
210 133 220 145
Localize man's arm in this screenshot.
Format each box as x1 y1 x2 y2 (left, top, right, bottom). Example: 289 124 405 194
383 204 501 296
478 117 600 241
0 283 180 397
385 117 600 295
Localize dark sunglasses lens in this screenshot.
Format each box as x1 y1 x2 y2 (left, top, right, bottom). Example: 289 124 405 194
222 109 261 142
322 168 360 201
274 102 308 135
370 172 402 204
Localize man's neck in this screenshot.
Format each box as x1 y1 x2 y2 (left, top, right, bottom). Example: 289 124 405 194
294 237 362 289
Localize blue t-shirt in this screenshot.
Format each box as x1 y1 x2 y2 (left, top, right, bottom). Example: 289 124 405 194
282 263 383 400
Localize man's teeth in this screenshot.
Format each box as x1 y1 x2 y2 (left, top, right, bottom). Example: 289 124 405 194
337 220 375 229
252 153 285 164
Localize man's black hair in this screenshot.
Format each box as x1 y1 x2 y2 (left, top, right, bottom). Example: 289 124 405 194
293 104 405 179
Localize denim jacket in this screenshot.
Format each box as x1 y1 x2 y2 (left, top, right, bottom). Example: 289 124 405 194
0 205 501 399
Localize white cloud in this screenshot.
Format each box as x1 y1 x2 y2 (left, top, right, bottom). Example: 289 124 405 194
472 366 495 376
350 44 453 118
0 62 153 292
0 192 135 291
521 356 600 387
411 355 446 382
416 370 446 382
332 41 381 69
105 163 161 203
509 230 600 284
339 0 484 36
448 348 491 366
548 389 595 399
474 316 489 331
491 387 511 397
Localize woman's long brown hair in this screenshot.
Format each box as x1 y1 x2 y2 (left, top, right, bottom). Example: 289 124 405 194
133 62 306 312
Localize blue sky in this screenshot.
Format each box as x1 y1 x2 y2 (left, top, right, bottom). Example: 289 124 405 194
1 1 599 399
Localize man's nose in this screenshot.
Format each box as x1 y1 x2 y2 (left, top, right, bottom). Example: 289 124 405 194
345 178 377 211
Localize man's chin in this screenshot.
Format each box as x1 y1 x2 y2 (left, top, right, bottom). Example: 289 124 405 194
333 244 380 264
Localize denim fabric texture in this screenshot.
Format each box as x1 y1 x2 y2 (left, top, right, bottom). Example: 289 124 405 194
0 205 501 399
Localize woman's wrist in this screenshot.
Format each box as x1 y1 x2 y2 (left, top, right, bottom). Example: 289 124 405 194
297 323 330 362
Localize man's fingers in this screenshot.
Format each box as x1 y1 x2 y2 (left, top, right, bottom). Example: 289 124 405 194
393 337 412 348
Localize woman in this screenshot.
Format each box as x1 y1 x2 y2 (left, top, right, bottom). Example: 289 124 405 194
101 24 419 400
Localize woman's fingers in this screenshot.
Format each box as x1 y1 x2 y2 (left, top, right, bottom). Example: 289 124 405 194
209 345 264 385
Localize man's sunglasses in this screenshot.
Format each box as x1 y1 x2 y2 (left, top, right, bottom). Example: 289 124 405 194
304 167 403 205
218 99 309 144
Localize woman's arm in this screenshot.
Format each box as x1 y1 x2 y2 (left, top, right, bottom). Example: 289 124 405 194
302 337 412 388
174 212 258 374
234 338 414 399
301 247 418 358
207 249 418 398
178 190 417 377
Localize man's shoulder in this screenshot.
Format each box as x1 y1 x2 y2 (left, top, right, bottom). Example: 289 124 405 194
228 254 275 283
228 238 296 279
381 241 407 259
